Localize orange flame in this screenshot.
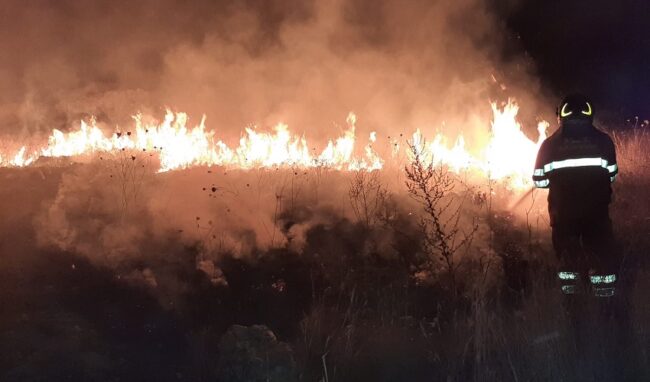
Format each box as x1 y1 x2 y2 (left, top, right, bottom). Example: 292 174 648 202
0 100 546 188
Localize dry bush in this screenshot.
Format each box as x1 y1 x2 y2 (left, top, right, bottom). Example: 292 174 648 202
101 145 158 217
610 129 650 289
404 140 479 294
611 128 650 374
348 171 392 229
612 128 650 181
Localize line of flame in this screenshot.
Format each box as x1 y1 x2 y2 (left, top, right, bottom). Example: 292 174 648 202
0 101 547 188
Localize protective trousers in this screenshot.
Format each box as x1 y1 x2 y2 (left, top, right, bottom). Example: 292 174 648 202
552 214 620 297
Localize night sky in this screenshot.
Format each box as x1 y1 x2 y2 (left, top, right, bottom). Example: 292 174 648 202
506 0 649 121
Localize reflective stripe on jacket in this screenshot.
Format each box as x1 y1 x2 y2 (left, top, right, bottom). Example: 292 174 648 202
532 121 617 225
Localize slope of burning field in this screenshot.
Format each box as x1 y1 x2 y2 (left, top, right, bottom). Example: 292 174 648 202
0 159 514 379
0 97 553 287
1 128 648 380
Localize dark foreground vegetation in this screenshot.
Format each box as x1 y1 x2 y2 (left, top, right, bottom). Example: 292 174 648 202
0 129 648 381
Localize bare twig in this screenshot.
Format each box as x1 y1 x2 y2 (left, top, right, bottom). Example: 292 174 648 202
404 139 478 293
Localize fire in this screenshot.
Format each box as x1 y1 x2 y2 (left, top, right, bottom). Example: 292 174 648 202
408 101 547 187
0 100 546 188
484 102 548 187
10 146 36 167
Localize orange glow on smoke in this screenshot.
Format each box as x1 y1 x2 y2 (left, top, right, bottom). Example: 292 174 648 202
0 100 546 189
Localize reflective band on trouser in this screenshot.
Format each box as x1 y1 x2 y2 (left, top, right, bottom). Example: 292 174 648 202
561 285 578 294
590 274 616 297
590 274 616 284
594 287 615 297
534 179 549 188
558 271 579 280
558 272 580 294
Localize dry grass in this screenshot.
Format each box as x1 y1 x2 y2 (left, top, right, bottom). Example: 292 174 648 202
291 128 650 381
2 129 648 381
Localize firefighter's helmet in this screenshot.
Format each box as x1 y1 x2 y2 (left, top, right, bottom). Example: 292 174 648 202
557 93 593 121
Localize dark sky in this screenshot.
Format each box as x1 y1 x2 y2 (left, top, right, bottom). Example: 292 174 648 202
505 0 649 121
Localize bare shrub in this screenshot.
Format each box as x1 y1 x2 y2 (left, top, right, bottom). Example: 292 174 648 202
348 171 391 229
102 143 157 218
404 140 478 293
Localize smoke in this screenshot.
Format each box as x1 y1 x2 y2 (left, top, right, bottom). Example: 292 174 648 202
1 0 552 304
0 0 551 146
32 158 408 262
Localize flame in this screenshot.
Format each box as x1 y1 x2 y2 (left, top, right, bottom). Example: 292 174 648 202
407 101 547 187
410 131 477 173
483 102 548 187
8 146 36 167
0 100 546 188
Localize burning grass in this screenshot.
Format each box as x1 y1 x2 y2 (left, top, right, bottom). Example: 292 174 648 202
0 101 545 191
0 124 648 381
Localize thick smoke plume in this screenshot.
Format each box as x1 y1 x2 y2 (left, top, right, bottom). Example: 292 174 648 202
0 0 551 145
1 0 552 300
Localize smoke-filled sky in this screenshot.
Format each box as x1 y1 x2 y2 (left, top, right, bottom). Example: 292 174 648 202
0 0 560 147
0 0 646 143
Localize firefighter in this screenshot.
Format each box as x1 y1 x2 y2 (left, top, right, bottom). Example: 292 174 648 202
532 94 619 297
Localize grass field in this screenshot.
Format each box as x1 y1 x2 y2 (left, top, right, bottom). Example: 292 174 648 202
0 127 648 381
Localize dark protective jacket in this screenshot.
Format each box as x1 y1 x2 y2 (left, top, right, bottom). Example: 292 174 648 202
532 120 618 226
